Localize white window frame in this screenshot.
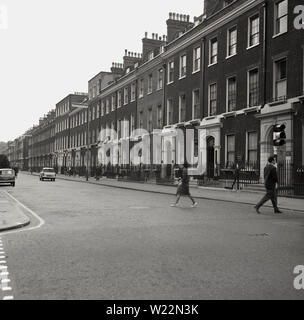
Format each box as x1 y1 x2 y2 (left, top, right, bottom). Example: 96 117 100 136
167 99 173 125
131 83 136 102
167 61 174 84
192 89 200 120
139 79 144 98
193 46 201 73
225 134 236 168
106 99 110 114
147 74 153 94
209 37 218 66
111 95 115 111
157 105 163 128
226 26 237 59
179 94 186 123
157 69 163 90
246 131 258 164
208 83 217 116
247 67 259 107
124 88 128 105
273 0 288 37
226 76 237 112
101 101 105 116
148 51 154 61
179 54 187 79
118 91 122 108
273 57 287 101
247 14 260 49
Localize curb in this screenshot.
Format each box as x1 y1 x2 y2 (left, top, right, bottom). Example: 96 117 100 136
26 172 304 213
0 219 30 233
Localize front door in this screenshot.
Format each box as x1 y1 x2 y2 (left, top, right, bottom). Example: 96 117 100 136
207 137 215 178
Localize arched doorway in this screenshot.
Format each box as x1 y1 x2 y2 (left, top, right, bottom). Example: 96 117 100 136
207 136 215 178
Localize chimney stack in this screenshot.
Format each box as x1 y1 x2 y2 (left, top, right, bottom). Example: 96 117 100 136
166 12 194 43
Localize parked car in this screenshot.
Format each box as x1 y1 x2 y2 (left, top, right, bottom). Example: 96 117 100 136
40 168 56 181
0 168 16 187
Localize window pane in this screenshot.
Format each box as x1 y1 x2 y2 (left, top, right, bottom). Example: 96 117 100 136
227 135 235 152
277 0 287 18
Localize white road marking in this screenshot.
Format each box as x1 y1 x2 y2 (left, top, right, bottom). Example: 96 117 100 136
3 296 14 300
0 261 7 264
1 279 10 284
0 256 5 259
1 191 45 235
2 287 12 291
0 272 9 276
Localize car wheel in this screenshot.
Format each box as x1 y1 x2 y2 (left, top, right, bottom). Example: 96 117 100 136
12 182 15 187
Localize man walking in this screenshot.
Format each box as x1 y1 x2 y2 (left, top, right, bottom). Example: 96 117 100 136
231 163 240 191
254 156 282 214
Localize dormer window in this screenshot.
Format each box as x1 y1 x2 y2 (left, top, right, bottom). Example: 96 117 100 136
126 67 131 74
148 51 154 61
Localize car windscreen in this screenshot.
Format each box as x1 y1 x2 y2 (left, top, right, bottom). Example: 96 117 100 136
43 169 55 173
0 170 14 175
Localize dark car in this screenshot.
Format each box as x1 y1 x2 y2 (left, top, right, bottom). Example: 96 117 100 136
0 168 16 187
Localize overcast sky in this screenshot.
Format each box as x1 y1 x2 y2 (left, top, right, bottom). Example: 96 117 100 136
0 0 204 142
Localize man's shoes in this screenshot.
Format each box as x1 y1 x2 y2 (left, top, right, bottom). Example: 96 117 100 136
191 202 198 208
274 209 282 214
171 203 179 207
254 206 261 214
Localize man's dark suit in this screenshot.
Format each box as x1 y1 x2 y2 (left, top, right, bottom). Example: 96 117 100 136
255 163 279 212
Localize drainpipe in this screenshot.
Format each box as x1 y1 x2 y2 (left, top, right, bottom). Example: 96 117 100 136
262 2 267 109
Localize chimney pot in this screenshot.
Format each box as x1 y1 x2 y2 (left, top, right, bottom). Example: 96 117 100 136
173 13 176 20
169 12 172 19
176 13 180 20
187 15 190 22
145 31 148 38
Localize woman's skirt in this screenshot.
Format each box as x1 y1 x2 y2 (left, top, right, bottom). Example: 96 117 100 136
176 182 190 196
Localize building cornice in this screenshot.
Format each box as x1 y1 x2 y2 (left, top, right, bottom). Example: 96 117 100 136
162 0 264 59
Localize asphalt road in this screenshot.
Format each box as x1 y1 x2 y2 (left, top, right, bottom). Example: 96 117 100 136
0 173 303 300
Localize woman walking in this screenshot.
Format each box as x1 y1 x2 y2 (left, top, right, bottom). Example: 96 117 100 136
171 163 198 208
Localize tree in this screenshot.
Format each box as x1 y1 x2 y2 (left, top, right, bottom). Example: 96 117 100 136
0 154 10 168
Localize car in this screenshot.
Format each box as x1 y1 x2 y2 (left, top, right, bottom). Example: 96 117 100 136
0 168 16 187
40 167 56 181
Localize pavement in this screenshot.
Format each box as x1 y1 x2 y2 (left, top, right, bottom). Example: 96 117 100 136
25 171 304 213
0 190 30 232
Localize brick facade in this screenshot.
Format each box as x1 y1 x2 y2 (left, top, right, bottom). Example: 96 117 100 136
13 0 303 186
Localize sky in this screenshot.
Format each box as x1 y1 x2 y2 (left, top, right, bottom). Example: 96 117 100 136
0 0 204 142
